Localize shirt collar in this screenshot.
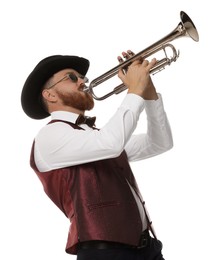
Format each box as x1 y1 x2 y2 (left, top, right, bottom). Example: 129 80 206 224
50 111 79 124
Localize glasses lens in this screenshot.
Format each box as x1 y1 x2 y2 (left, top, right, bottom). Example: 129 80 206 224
68 73 78 82
80 75 89 83
68 73 89 83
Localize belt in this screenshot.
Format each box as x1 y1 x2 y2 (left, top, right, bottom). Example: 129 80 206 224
78 229 150 250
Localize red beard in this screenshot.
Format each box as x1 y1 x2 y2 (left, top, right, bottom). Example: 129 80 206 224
56 89 94 111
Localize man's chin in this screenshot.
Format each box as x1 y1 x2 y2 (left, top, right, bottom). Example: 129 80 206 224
86 99 94 111
84 92 94 110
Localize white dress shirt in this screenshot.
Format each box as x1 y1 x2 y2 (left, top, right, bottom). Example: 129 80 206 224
34 93 173 173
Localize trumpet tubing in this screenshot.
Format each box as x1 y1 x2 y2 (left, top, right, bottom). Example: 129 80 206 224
83 11 199 100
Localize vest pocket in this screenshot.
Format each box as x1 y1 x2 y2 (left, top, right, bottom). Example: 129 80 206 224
87 201 120 211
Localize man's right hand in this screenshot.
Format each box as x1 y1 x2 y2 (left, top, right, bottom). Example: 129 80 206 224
117 51 158 100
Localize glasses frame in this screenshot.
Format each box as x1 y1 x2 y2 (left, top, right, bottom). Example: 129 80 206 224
46 72 89 90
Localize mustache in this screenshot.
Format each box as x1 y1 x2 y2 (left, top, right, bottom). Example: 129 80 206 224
78 83 87 92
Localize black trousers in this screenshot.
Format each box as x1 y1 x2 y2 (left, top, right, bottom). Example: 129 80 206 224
77 237 165 260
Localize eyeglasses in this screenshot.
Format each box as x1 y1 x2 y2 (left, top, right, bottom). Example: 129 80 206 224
46 72 89 89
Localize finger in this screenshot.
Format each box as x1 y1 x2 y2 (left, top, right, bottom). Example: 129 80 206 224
122 51 130 60
142 59 149 66
117 56 127 75
146 58 157 70
118 67 126 80
130 59 142 66
117 56 124 63
127 50 135 56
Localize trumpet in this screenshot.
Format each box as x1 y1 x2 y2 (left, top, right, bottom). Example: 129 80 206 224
83 11 199 100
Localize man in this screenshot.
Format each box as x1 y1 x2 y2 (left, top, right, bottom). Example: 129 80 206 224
21 52 173 260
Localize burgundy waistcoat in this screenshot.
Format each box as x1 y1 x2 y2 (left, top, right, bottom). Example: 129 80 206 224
30 120 145 254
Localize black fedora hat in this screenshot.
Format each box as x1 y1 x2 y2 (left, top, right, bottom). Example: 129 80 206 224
21 55 90 119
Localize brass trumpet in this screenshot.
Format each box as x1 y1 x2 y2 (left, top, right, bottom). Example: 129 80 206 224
83 11 199 100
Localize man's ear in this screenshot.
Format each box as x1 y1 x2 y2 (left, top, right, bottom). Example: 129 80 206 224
42 89 57 102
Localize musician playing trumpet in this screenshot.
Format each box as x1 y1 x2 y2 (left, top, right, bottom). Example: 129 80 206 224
21 50 173 260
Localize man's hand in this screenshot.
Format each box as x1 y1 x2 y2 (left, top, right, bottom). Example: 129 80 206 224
117 50 158 100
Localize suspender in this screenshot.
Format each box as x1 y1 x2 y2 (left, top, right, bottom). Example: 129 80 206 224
143 201 157 239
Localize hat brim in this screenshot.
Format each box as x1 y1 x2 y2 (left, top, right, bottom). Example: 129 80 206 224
21 55 90 119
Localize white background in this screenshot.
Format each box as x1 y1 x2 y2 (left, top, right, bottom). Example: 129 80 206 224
1 0 215 259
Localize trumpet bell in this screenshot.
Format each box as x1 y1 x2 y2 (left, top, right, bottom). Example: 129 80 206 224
180 11 199 42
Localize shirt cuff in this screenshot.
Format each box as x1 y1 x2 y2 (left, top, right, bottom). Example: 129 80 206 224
144 93 165 117
120 93 145 114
